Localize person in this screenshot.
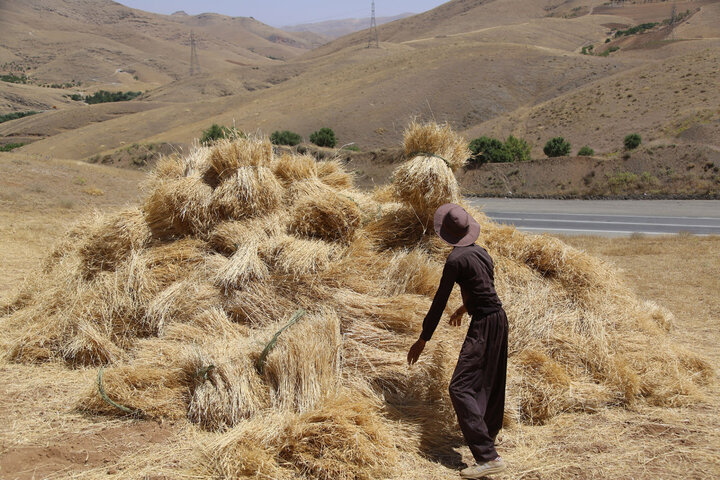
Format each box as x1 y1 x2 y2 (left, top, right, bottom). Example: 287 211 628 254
407 203 508 479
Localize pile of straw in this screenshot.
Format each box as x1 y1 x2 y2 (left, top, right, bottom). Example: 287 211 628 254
1 124 712 479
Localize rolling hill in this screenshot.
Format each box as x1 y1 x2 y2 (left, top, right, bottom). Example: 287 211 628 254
1 0 718 164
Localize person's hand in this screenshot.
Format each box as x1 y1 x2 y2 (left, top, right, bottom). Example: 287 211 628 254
407 338 426 365
449 306 466 327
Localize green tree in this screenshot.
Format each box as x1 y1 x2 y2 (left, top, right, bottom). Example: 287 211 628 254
624 133 641 150
270 130 302 146
200 124 239 145
578 146 595 156
309 127 337 148
543 137 571 157
469 136 511 164
504 135 531 162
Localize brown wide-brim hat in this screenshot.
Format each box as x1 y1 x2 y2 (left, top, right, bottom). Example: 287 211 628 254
434 203 481 247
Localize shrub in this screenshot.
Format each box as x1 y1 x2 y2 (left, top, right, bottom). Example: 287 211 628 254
200 124 241 145
270 130 302 146
624 133 642 150
0 142 26 152
578 146 595 156
599 46 620 57
505 135 531 162
309 127 337 148
469 136 509 164
83 90 142 104
0 73 27 84
0 111 39 124
543 137 571 157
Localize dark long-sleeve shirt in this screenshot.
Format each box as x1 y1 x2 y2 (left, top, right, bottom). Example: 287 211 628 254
420 244 503 341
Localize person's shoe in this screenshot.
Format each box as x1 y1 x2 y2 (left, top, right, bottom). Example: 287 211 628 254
459 457 506 478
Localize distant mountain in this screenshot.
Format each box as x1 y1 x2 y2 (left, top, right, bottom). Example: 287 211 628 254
283 13 414 39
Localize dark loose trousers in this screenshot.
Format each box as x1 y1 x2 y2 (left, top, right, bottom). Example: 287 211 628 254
449 308 508 463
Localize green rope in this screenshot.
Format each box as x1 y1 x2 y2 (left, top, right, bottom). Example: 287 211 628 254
256 309 306 374
97 367 140 416
409 151 452 168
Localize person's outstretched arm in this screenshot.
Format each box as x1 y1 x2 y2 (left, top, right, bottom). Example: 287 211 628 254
408 260 458 365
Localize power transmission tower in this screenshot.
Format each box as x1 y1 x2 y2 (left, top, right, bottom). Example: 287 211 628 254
367 1 379 49
669 4 677 40
189 31 200 76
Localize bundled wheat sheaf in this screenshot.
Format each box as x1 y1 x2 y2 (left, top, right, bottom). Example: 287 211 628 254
1 125 712 479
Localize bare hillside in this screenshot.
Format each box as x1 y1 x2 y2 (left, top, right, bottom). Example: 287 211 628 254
467 47 720 156
0 0 316 89
2 0 719 169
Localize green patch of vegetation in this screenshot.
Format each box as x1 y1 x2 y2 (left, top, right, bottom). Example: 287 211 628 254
0 111 39 124
270 130 302 146
69 90 142 104
504 135 531 163
200 124 242 145
469 135 531 164
581 45 594 55
0 143 26 152
624 133 642 150
614 23 658 38
342 144 361 152
578 146 595 156
607 171 658 191
0 73 28 84
469 137 511 164
309 127 337 148
543 137 571 158
599 46 620 57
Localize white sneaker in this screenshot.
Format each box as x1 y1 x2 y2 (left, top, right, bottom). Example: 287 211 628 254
460 457 506 478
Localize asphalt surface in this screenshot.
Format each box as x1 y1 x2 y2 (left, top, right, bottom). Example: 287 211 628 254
465 198 720 236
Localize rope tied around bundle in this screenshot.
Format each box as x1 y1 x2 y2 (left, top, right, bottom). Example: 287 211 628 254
97 367 142 416
409 151 452 169
256 309 307 374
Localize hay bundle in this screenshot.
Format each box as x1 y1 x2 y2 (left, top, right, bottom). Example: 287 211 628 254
273 153 318 185
81 365 190 420
290 190 361 243
206 392 401 480
152 154 185 180
264 234 339 278
187 337 270 430
210 166 283 220
208 215 286 256
209 243 269 292
391 155 461 222
78 208 151 277
363 203 429 250
317 159 354 189
207 136 273 183
402 120 470 171
262 310 342 411
140 237 208 290
144 281 222 335
143 176 214 238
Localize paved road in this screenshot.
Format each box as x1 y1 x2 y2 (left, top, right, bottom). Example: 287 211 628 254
465 198 720 236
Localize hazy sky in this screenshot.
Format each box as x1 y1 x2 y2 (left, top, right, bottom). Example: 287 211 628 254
117 1 448 27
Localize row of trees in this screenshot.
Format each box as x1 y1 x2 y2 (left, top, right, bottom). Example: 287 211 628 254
201 125 339 149
200 123 643 161
469 133 642 164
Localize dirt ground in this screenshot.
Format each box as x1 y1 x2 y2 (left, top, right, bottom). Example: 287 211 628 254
458 143 720 199
0 154 718 478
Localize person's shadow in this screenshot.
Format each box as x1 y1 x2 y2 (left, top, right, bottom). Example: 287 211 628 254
384 391 467 469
